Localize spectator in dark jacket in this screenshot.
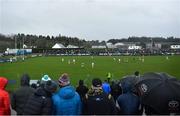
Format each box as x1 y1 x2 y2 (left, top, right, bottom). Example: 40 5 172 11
11 74 35 115
23 80 57 115
76 80 89 100
31 83 37 89
110 81 122 101
83 78 117 115
76 80 89 114
116 81 142 115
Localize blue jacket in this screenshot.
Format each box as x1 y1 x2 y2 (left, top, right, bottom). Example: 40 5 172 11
52 85 82 115
117 82 141 115
102 82 111 94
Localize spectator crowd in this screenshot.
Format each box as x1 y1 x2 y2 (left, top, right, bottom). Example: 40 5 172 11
0 71 180 115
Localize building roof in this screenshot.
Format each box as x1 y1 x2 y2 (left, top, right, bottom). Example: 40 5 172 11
92 45 106 48
23 44 28 48
115 43 125 46
52 43 65 48
67 45 78 48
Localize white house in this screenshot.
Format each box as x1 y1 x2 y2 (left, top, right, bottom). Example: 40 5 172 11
67 45 78 48
106 43 117 48
52 43 65 49
114 43 125 46
128 45 142 50
5 48 18 55
92 46 106 49
170 45 180 49
146 43 162 49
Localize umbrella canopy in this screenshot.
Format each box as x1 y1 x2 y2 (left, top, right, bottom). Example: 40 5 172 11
135 72 180 114
120 75 139 84
120 75 140 93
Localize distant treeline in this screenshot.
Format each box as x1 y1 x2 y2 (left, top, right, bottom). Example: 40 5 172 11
107 36 180 44
0 33 180 51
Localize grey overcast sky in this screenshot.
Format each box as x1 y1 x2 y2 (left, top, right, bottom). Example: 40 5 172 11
0 0 180 40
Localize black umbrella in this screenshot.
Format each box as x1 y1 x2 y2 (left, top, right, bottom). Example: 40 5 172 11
120 75 141 85
135 72 180 114
120 75 140 93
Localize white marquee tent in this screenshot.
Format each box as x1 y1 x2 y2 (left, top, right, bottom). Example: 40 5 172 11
52 43 65 49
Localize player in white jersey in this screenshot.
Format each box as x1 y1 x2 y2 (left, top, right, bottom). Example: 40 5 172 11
142 58 144 63
81 63 85 67
68 60 71 64
61 58 64 62
92 62 95 68
166 56 169 60
113 58 116 61
118 58 121 63
73 59 76 64
10 58 13 63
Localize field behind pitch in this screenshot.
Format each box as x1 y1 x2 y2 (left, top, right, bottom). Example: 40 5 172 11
1 55 180 91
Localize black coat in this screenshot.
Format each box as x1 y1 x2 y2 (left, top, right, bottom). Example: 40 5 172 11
110 82 122 101
11 74 35 115
76 85 88 100
23 87 52 115
11 86 35 115
11 83 35 115
83 91 117 115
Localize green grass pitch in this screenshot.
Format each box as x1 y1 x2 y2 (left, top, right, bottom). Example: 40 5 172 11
1 55 180 92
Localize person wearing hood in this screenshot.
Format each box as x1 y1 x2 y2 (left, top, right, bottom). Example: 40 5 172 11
0 77 11 115
23 80 57 115
52 73 82 115
116 81 142 115
11 74 35 115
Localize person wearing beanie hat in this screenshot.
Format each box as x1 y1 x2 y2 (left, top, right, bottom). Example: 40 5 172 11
58 73 70 87
83 78 117 115
40 74 51 88
11 74 35 115
42 75 51 82
52 73 82 115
